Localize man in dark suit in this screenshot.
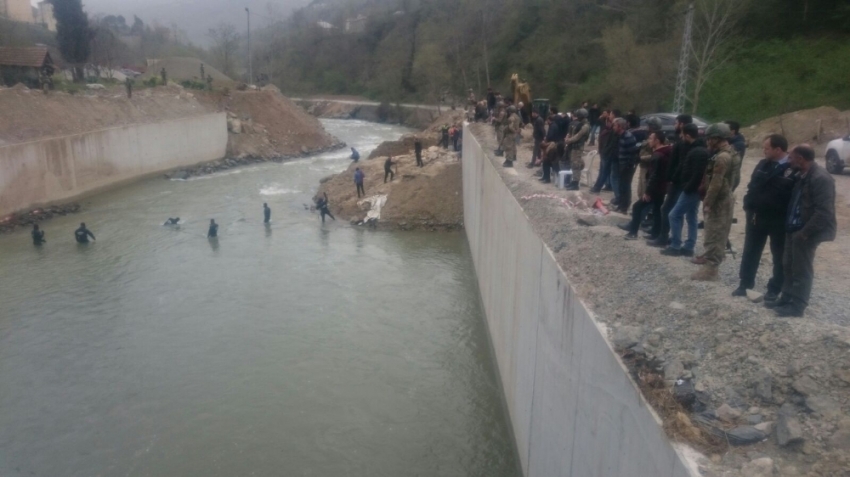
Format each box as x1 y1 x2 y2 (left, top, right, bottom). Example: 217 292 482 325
770 144 837 317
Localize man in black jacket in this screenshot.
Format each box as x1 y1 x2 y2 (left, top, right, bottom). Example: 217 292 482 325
529 110 546 167
733 134 796 301
613 118 640 214
650 114 693 247
661 124 708 257
771 145 836 317
539 115 561 183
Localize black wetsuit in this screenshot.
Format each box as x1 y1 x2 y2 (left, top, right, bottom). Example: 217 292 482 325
32 229 45 245
74 227 95 243
317 198 335 223
384 158 395 183
414 140 423 167
207 223 218 238
264 207 271 223
164 218 179 225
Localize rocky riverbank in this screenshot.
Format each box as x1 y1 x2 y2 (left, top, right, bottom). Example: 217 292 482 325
164 142 347 180
0 203 81 234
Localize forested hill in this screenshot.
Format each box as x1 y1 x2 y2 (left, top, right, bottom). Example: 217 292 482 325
249 0 850 124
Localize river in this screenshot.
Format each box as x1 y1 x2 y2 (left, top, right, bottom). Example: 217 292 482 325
0 120 520 476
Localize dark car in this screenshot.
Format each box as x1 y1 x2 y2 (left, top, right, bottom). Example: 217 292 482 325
632 113 709 142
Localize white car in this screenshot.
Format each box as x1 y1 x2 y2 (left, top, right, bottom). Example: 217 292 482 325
825 135 850 174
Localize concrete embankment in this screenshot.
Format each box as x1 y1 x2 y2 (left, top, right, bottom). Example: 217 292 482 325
462 128 696 477
0 113 226 217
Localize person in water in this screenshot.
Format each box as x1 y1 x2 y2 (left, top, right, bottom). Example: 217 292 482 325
163 217 180 225
32 224 46 245
350 147 360 162
316 192 335 224
207 219 218 238
74 223 96 243
263 203 271 223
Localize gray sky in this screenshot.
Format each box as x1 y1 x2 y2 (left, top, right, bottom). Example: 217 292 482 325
34 0 314 45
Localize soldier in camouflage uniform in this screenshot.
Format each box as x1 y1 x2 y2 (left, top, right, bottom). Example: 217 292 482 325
638 117 664 198
692 123 742 281
564 108 590 190
502 106 521 167
493 101 506 156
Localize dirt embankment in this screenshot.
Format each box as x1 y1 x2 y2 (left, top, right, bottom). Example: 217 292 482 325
747 106 850 153
208 87 343 159
319 146 463 230
316 110 467 230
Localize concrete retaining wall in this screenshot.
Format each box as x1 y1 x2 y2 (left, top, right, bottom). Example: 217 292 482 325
462 129 696 477
0 113 227 216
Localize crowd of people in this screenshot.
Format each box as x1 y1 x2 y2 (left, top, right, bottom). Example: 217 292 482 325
468 92 837 318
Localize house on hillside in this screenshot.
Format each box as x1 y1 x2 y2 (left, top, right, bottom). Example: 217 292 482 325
36 1 56 31
0 46 54 88
344 15 367 34
0 0 33 23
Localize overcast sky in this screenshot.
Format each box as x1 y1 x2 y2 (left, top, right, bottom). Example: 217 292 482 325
33 0 314 45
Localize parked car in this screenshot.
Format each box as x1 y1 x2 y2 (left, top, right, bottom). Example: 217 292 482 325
633 113 709 142
825 135 849 174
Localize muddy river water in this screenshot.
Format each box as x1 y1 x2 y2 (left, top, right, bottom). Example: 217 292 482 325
0 120 519 476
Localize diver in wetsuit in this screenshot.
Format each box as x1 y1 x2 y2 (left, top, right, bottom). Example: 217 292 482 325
316 193 335 224
263 203 271 223
74 223 95 243
207 219 218 238
163 217 180 225
32 224 45 245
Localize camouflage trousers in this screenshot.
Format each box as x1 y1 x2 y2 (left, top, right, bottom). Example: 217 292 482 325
503 134 517 161
637 164 650 198
567 148 585 179
495 127 504 148
703 196 735 266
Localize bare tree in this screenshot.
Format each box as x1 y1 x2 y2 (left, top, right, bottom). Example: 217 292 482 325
207 23 240 78
688 0 749 114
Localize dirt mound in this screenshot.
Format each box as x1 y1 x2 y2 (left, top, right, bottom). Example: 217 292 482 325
424 109 467 134
747 106 850 148
367 133 439 159
0 84 212 145
144 57 234 85
202 90 342 159
319 147 463 230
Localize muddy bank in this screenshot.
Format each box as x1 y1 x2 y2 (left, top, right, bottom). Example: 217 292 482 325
318 146 463 231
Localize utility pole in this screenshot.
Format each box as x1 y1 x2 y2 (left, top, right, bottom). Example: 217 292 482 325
673 3 694 114
246 7 253 85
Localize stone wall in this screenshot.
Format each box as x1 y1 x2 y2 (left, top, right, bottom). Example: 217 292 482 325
461 127 697 477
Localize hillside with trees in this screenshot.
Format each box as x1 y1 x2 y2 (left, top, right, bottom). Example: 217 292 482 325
244 0 850 124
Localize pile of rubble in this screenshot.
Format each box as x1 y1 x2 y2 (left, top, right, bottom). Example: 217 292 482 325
0 204 81 234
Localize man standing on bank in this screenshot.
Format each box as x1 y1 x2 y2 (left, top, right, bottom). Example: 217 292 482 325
354 167 365 198
691 123 740 281
414 137 423 167
733 134 796 301
384 156 396 183
768 145 836 317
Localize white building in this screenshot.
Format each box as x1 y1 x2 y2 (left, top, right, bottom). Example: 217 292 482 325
36 1 56 31
344 15 367 34
0 0 34 23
